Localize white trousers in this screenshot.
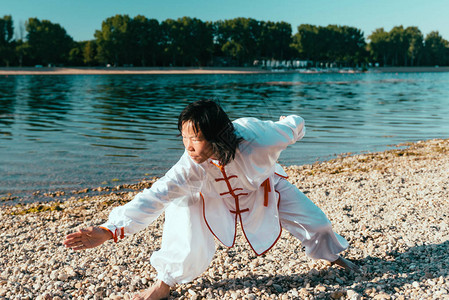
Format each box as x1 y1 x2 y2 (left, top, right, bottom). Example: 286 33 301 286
150 179 348 286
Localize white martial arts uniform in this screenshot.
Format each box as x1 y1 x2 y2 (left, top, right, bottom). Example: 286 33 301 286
101 115 348 286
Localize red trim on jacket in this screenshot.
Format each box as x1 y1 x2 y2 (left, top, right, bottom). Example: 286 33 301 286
202 161 283 255
261 178 271 207
239 190 283 256
210 161 249 215
99 226 116 242
215 175 237 182
275 172 288 179
99 226 124 243
201 192 236 248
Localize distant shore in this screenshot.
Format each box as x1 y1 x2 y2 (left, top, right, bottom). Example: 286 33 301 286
370 66 449 73
1 66 449 75
0 67 269 75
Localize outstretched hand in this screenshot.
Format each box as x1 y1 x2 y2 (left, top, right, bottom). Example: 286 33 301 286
63 226 112 251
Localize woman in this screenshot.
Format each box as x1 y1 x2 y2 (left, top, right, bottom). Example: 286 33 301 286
64 100 358 300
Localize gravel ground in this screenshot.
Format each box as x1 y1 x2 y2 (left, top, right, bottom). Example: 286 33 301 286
1 139 448 300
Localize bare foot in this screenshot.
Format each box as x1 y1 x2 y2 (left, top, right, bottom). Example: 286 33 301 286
132 280 171 300
331 256 361 273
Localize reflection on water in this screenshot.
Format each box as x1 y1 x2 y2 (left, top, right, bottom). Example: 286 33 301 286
1 72 449 200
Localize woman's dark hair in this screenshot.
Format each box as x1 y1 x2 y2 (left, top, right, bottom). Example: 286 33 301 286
178 100 243 165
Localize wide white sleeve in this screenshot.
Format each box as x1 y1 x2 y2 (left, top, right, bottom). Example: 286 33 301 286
277 115 306 142
233 115 305 184
100 152 204 239
235 115 304 151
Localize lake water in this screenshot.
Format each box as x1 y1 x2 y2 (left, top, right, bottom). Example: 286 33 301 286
1 72 449 201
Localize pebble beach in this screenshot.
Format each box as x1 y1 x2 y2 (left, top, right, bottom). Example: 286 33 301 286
1 138 448 300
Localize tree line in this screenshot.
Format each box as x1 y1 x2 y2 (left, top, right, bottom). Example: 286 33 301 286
1 14 449 67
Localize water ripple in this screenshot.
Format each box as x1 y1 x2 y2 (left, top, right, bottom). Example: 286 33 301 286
1 72 449 199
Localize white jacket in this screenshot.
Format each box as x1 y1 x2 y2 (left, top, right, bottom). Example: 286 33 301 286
101 115 305 255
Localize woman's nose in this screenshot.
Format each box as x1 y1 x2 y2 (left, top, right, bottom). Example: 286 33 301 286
185 139 194 151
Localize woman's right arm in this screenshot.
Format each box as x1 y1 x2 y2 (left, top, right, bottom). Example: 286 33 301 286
64 152 203 249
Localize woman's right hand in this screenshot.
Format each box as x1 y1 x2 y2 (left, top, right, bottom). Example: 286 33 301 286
63 226 113 250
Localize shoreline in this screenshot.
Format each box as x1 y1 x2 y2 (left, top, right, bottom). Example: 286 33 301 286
0 67 271 75
1 138 449 299
1 66 449 75
0 139 432 205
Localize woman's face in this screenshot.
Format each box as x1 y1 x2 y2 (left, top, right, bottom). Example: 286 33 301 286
182 121 215 164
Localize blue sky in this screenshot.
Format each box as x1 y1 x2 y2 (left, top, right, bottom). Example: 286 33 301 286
2 0 449 42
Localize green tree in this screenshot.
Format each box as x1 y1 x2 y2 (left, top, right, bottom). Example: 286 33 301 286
423 31 449 66
259 21 293 60
215 18 261 66
293 24 367 67
292 24 320 61
388 26 411 66
0 15 15 66
161 17 213 66
129 16 161 66
405 27 424 66
94 14 133 66
368 28 391 66
15 39 30 66
369 26 424 66
160 18 183 66
338 26 368 66
185 18 214 66
83 40 98 66
26 18 74 65
68 41 86 66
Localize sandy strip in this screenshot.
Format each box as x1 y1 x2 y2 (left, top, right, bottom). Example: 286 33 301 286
1 139 449 299
0 67 269 75
1 66 448 75
370 66 449 73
